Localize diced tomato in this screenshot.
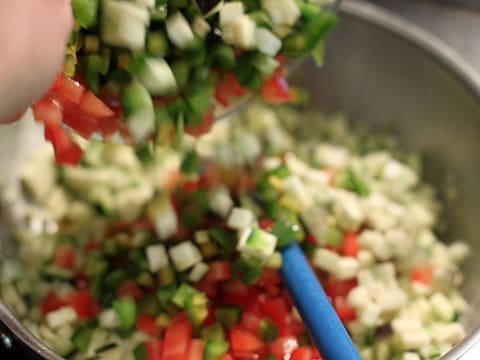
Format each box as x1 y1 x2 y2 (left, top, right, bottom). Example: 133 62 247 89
67 290 100 318
275 56 288 66
57 76 85 104
269 336 298 359
323 168 336 184
410 263 433 285
258 218 274 231
185 107 215 137
145 339 163 360
215 82 232 107
339 232 360 257
100 89 123 116
202 304 217 327
305 233 319 246
62 99 100 138
165 170 183 193
79 91 116 119
224 73 246 97
291 346 313 360
117 280 144 300
84 238 101 253
281 314 305 337
193 279 220 299
257 269 282 287
258 295 289 335
229 351 263 359
98 116 124 138
136 314 162 337
181 180 200 193
203 261 232 283
187 339 204 360
323 276 357 299
53 244 75 269
333 296 356 323
240 310 263 333
222 280 259 308
171 312 190 325
74 271 90 290
215 73 246 107
39 291 68 316
312 347 323 360
48 73 64 93
230 327 265 353
261 69 292 104
32 98 62 126
235 171 255 194
219 355 234 360
162 321 192 360
43 122 83 165
130 218 155 233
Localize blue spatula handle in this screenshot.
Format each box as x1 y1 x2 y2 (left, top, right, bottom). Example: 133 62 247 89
280 241 361 360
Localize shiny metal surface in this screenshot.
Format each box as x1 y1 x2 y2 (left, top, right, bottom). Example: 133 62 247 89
298 1 480 357
1 0 480 358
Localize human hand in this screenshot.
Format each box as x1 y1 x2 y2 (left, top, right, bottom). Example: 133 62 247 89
0 0 73 123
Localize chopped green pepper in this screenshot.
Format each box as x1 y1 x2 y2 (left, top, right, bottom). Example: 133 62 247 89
71 0 98 28
112 297 137 330
258 318 279 342
185 292 209 327
157 284 178 308
214 304 242 328
172 283 198 308
201 323 226 342
203 340 229 360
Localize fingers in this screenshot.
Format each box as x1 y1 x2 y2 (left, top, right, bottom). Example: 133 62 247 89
0 0 73 122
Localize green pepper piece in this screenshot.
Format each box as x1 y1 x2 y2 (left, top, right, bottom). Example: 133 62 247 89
181 151 200 175
133 343 148 360
270 220 298 247
71 327 91 352
282 12 337 56
147 31 170 57
265 354 278 360
175 112 185 146
171 61 190 89
135 144 155 165
203 340 229 360
71 0 98 28
258 318 278 342
84 54 103 94
113 297 137 330
233 258 263 284
137 294 160 316
185 292 209 327
335 167 370 196
201 323 226 342
324 227 343 248
104 269 128 289
172 283 198 308
157 284 178 308
249 10 272 27
214 304 242 328
298 1 321 20
212 43 236 69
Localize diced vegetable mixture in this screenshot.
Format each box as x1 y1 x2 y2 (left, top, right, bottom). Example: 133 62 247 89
1 104 469 359
27 0 336 165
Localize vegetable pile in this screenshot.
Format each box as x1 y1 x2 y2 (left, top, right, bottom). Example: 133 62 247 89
1 104 469 359
27 0 336 165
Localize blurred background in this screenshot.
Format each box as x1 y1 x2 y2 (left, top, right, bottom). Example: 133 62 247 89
360 0 480 71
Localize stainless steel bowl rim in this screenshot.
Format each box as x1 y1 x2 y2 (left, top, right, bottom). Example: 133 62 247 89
1 1 480 359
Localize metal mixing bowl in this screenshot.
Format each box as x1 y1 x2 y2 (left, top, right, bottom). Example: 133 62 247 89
1 0 479 358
